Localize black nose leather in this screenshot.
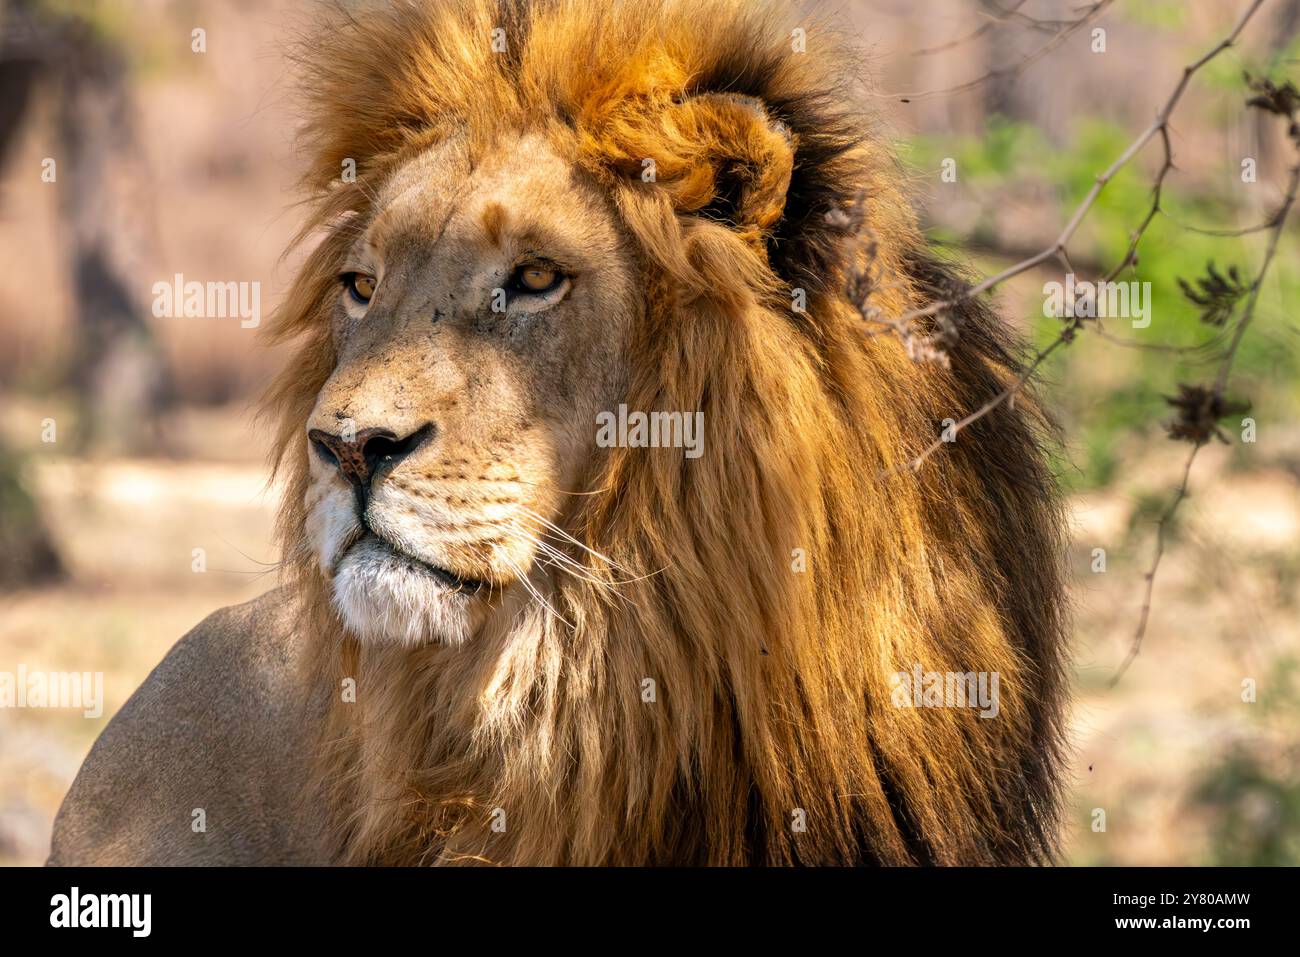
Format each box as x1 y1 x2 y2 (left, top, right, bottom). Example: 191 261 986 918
309 424 434 488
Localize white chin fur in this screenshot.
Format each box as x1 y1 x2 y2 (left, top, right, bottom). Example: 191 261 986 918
330 537 475 647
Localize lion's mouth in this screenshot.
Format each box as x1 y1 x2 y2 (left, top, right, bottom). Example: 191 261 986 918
351 530 489 595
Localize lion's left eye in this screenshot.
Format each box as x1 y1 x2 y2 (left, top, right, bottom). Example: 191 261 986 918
342 272 377 304
508 263 563 295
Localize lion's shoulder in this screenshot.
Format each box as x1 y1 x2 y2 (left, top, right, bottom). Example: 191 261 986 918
48 588 331 865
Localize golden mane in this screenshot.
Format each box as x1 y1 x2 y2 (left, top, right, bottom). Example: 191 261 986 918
263 0 1069 865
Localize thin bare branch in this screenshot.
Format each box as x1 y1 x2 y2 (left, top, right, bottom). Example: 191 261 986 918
892 0 1268 327
884 325 1078 475
912 0 1033 58
892 1 1112 101
1213 161 1300 395
860 0 1271 480
1109 442 1203 688
1111 154 1300 685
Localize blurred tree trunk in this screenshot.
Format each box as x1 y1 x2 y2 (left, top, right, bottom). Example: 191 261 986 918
1255 0 1300 170
0 0 172 585
979 0 1037 123
51 9 172 450
0 2 60 585
2 0 172 453
0 456 62 587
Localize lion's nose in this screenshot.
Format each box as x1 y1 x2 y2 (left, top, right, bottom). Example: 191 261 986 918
308 424 434 489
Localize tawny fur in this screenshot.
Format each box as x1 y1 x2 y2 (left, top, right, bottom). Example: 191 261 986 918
263 0 1069 865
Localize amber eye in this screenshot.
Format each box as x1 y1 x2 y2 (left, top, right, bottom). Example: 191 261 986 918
343 272 377 304
509 263 562 294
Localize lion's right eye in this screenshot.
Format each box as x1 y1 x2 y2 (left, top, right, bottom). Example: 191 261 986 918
342 272 377 305
506 262 565 296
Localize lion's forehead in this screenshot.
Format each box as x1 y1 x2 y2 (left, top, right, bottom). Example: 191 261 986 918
364 131 609 258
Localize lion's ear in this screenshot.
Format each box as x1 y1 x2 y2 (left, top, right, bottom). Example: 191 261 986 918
587 91 796 247
667 93 795 241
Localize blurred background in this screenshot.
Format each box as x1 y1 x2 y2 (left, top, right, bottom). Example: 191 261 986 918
0 0 1297 866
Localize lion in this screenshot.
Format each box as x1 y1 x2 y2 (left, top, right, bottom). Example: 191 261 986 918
49 0 1069 866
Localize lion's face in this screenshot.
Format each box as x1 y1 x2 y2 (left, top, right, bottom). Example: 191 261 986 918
304 131 639 646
